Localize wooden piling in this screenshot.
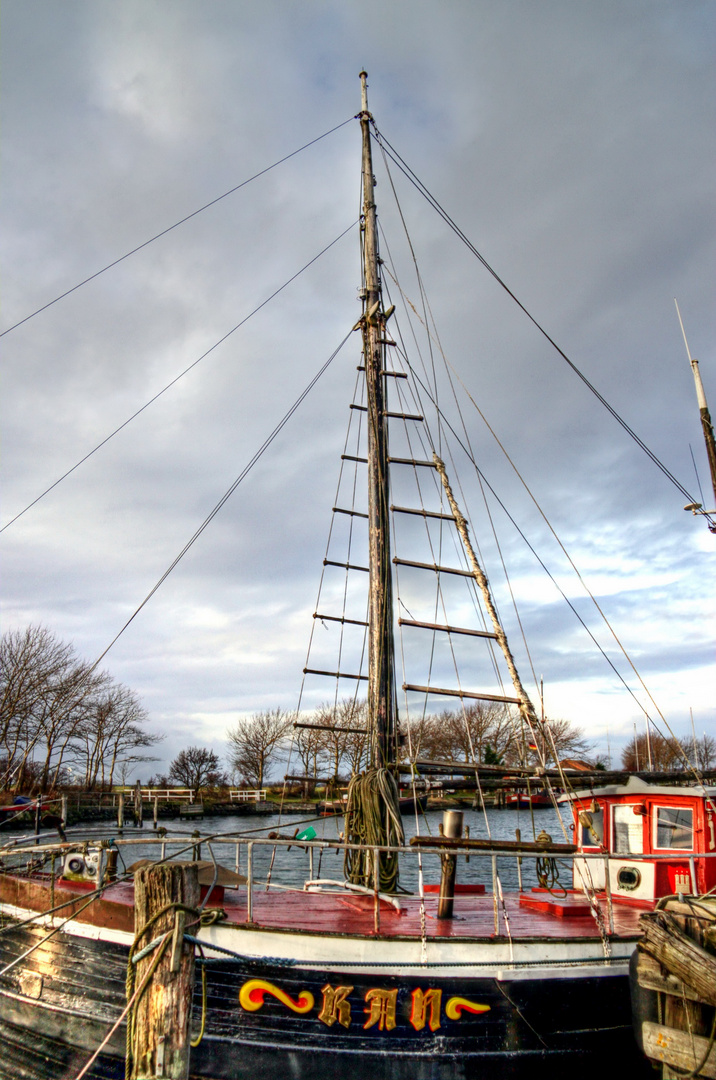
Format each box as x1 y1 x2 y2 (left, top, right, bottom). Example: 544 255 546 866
131 861 199 1079
117 792 124 833
635 897 716 1079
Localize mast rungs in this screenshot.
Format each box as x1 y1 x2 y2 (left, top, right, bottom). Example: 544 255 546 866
293 722 368 734
388 457 436 468
314 613 369 627
333 507 369 519
341 454 367 463
391 505 454 521
402 683 522 705
393 557 474 578
323 559 370 573
356 366 406 376
349 404 423 421
398 618 498 640
304 668 368 681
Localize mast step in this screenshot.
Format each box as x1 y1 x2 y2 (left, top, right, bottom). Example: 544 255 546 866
393 557 474 577
398 618 498 640
350 404 423 421
314 613 369 627
323 559 370 572
293 722 368 734
333 507 369 519
391 505 454 521
388 457 436 468
356 366 406 375
402 683 522 705
304 668 368 681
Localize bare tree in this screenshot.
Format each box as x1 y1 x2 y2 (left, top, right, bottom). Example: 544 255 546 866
621 733 679 772
0 625 78 788
1 624 160 792
411 704 518 765
522 718 594 768
622 731 715 773
70 681 161 789
227 709 293 788
291 721 324 794
683 734 716 771
168 747 228 790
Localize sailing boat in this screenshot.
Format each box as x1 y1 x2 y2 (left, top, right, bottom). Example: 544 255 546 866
1 72 712 1080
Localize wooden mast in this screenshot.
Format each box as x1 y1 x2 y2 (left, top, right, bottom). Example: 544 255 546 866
676 300 716 514
359 71 396 770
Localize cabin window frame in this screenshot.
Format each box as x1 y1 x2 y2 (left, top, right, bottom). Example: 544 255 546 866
652 804 695 852
611 802 645 855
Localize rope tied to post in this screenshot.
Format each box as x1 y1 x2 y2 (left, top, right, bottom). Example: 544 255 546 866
125 901 226 1073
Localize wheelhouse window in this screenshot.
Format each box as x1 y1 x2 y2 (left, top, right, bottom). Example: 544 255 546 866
655 806 693 850
612 804 644 854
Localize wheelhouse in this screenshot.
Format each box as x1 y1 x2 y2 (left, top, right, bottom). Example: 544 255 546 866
568 776 716 905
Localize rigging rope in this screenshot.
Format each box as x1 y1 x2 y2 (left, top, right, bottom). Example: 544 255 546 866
90 329 353 669
1 116 357 339
371 122 706 517
1 221 358 533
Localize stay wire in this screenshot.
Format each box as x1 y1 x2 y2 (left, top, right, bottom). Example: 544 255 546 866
91 329 353 670
371 123 703 513
1 221 358 534
1 116 356 338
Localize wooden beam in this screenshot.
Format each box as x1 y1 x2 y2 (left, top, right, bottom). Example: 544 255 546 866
642 1021 716 1078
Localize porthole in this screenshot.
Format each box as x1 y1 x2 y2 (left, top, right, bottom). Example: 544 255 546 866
616 866 641 891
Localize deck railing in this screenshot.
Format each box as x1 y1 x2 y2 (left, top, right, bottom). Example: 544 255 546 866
4 826 714 943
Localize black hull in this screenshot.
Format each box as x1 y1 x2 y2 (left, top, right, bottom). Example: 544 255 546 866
0 918 654 1080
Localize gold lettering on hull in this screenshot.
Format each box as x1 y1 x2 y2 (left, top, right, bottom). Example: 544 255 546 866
409 988 442 1031
318 984 354 1028
363 988 398 1030
237 978 491 1031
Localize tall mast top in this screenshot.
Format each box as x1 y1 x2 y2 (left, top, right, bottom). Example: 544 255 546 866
359 71 370 116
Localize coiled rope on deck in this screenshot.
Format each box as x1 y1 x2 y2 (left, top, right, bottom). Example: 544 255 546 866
343 768 404 894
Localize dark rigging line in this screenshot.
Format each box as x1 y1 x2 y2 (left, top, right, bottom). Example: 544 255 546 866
371 122 701 510
91 329 354 669
1 116 356 338
1 221 358 534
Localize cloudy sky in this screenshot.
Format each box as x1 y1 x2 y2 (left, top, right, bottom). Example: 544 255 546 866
2 1 714 777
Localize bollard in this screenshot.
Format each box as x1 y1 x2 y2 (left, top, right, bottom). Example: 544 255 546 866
437 810 463 919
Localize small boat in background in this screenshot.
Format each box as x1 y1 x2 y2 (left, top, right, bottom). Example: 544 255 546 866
504 790 553 809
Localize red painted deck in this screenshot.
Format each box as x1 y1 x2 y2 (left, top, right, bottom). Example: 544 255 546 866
213 888 643 940
3 874 644 941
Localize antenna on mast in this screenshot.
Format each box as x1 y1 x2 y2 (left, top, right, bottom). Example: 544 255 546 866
675 299 716 530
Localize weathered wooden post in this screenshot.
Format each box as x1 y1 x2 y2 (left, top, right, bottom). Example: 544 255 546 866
131 862 199 1079
153 797 159 830
117 792 125 833
134 781 144 829
438 810 463 919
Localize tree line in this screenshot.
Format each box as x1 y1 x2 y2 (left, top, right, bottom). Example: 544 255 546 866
0 625 160 791
6 624 710 797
